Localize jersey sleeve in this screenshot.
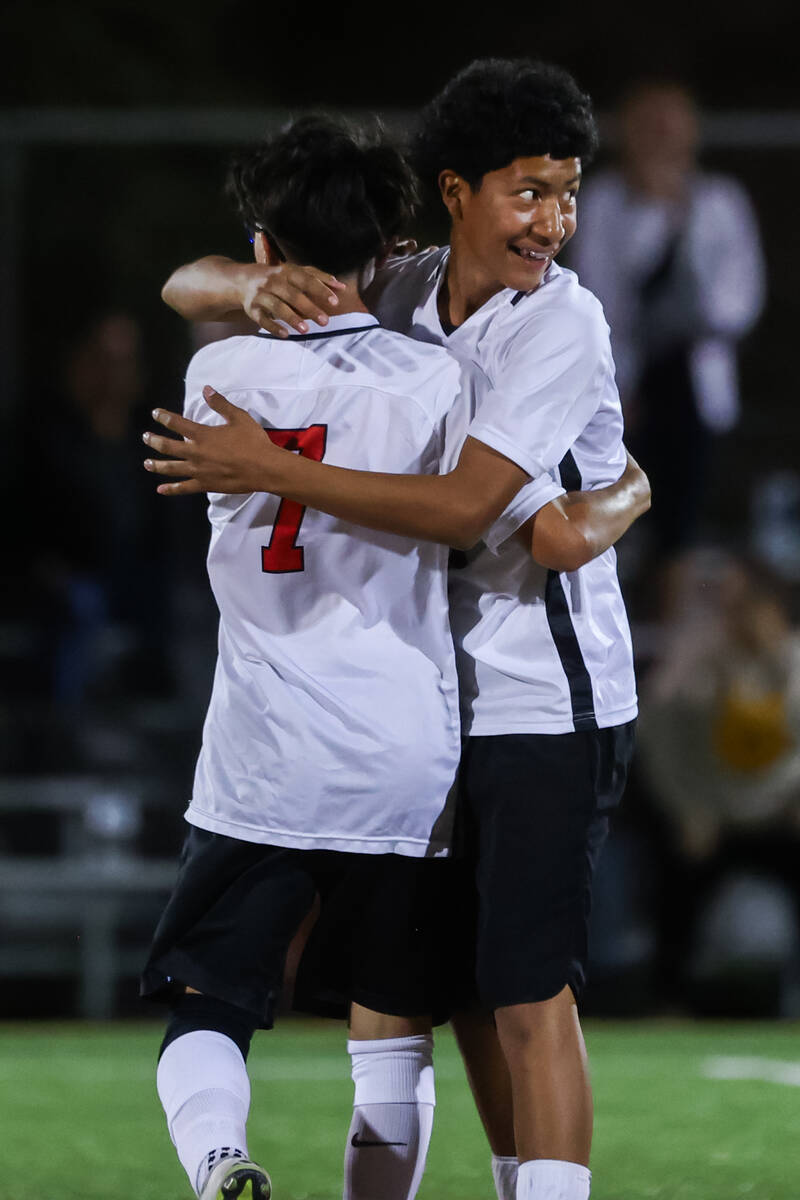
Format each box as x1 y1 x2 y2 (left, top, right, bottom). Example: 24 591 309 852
365 248 444 333
438 359 494 473
483 471 566 554
468 301 608 480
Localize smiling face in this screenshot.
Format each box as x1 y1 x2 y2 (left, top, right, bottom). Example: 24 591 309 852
441 154 581 301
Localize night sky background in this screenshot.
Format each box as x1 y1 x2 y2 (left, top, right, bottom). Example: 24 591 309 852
5 0 799 109
2 0 799 510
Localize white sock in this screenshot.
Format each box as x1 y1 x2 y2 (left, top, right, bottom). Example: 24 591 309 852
344 1035 435 1200
156 1031 251 1197
517 1160 591 1200
492 1153 519 1200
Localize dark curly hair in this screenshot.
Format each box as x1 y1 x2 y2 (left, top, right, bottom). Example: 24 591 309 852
415 58 599 191
228 115 419 277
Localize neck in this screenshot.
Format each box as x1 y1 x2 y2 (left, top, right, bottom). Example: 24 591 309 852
330 277 370 315
438 229 504 329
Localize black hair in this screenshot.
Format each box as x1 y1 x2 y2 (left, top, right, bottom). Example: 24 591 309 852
415 58 599 191
227 114 419 277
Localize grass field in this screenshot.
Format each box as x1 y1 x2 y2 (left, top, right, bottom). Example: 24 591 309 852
3 1019 800 1200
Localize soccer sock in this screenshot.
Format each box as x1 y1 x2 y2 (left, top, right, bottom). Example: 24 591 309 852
516 1159 591 1200
156 1030 251 1197
344 1034 435 1200
492 1153 520 1200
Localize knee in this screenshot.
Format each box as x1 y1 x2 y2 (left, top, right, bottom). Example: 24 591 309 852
349 1003 432 1041
495 986 578 1054
159 992 259 1062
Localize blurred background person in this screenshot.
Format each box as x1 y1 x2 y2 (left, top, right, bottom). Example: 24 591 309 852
569 82 766 600
637 550 800 1015
32 310 173 711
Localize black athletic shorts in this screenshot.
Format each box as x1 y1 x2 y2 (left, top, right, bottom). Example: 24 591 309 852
295 722 635 1020
140 826 459 1027
457 720 636 1010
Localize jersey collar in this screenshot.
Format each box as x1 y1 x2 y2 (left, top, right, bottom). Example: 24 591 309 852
257 311 381 341
428 247 561 336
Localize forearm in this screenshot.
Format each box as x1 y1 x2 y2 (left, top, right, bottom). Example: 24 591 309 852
555 482 645 560
146 395 529 538
162 256 248 320
268 451 491 549
527 455 651 571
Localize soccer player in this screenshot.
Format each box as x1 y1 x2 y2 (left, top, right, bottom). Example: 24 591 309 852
142 113 505 1200
146 62 646 1200
143 109 641 1200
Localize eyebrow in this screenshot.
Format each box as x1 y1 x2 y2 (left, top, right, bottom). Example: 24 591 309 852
518 175 581 188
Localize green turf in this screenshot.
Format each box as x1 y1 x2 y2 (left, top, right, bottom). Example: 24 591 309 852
1 1020 799 1199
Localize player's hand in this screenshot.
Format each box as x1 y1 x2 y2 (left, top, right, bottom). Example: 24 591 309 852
237 263 346 336
143 386 282 496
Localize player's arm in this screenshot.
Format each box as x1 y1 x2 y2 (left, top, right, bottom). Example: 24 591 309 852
161 256 345 337
144 388 529 550
522 452 651 572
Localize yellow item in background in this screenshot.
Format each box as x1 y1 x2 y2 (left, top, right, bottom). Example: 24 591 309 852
713 686 794 772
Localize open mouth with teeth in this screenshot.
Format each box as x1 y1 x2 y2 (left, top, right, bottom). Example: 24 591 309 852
510 245 551 263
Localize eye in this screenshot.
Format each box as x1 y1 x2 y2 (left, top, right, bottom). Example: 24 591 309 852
563 188 579 203
519 188 539 202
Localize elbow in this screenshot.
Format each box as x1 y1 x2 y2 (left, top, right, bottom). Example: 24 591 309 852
540 525 598 573
161 274 181 312
636 473 652 516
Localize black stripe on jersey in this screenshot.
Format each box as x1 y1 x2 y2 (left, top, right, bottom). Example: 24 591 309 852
510 291 526 306
256 325 382 342
544 450 598 731
558 449 582 492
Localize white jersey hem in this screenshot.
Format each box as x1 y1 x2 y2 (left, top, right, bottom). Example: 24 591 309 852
185 806 451 859
466 700 638 737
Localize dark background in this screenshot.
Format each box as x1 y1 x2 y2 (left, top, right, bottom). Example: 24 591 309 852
3 0 798 472
1 0 799 1018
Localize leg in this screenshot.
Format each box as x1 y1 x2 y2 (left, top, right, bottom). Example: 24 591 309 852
296 854 451 1200
450 1007 515 1156
142 831 319 1197
460 726 635 1200
451 1007 518 1200
344 1004 435 1200
494 987 591 1165
156 991 269 1198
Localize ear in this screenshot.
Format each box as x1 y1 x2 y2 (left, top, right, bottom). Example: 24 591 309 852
254 232 282 266
438 170 468 221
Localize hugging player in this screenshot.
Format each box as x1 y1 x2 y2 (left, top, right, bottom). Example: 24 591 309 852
148 61 648 1200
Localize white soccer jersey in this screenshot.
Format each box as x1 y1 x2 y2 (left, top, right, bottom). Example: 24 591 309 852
367 249 638 735
185 311 481 856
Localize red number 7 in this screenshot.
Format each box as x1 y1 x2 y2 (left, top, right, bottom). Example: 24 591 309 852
261 425 328 574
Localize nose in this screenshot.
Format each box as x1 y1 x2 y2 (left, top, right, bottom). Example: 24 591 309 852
533 197 564 244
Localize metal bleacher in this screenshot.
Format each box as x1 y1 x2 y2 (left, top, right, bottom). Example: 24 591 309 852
0 775 178 1019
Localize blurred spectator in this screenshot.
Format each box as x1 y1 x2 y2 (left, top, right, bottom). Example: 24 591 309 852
32 310 173 706
570 82 766 564
637 550 800 1013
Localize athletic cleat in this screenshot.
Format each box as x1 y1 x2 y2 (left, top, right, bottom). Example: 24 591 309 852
199 1158 272 1200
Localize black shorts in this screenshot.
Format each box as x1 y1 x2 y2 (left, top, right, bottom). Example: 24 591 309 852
294 850 470 1027
295 722 635 1020
140 826 457 1027
458 720 636 1010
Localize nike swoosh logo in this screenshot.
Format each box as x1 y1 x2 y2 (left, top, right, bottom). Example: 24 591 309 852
351 1132 408 1148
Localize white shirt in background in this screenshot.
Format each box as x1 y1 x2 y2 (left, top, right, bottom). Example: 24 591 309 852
569 170 766 432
